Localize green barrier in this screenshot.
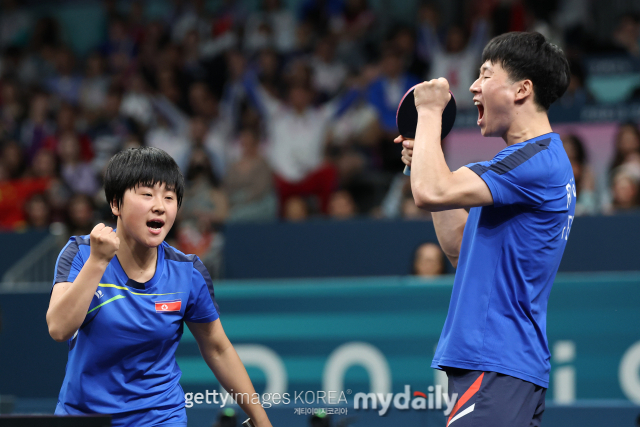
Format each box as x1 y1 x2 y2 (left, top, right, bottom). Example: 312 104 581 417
176 273 640 404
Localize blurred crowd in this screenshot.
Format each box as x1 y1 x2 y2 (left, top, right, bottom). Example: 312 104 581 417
1 0 640 261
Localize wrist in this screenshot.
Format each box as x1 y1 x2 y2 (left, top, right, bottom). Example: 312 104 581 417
417 107 443 118
86 255 111 271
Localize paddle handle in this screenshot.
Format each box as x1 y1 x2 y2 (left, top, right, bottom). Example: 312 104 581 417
403 166 411 176
243 418 255 427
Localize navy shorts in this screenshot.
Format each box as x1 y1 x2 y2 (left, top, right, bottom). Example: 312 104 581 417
444 368 546 427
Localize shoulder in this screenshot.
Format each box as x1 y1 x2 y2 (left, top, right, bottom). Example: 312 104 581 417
162 242 210 281
54 235 91 278
59 234 91 257
477 135 556 178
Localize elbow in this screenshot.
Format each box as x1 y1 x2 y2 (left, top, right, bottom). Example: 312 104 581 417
413 191 445 212
48 325 71 343
46 314 72 343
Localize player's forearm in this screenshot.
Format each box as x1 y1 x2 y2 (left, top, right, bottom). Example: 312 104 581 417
431 209 468 268
46 256 108 342
410 110 453 210
203 344 272 427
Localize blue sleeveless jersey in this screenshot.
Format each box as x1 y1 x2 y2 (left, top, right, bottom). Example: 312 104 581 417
51 237 219 422
432 133 576 387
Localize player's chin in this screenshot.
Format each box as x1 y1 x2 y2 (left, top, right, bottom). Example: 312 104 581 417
143 228 167 247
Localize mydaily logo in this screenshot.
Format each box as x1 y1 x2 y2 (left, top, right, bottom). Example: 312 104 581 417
353 385 457 416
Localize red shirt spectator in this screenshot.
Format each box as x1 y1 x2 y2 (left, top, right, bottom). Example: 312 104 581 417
0 177 50 230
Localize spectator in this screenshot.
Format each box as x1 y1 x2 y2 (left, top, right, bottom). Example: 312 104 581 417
610 122 640 172
283 196 309 222
562 134 597 215
328 189 357 219
422 16 489 108
402 195 432 220
171 0 211 43
0 80 24 141
180 146 229 228
1 140 26 179
79 52 111 116
611 13 640 58
0 159 50 230
186 82 236 176
391 25 428 79
244 0 297 54
57 132 99 196
45 47 83 105
607 165 640 214
89 87 134 171
310 36 348 99
176 146 228 275
332 0 376 70
366 47 420 172
28 148 71 221
19 90 55 161
172 115 225 180
66 193 96 236
224 128 277 222
244 75 359 214
556 60 593 109
100 15 137 69
412 242 446 277
252 48 285 97
120 72 155 128
43 103 94 162
18 17 61 84
24 193 51 230
299 0 344 35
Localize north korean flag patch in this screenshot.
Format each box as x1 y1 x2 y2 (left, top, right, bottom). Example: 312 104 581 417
155 300 181 313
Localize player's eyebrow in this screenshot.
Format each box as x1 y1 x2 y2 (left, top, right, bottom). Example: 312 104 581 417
479 64 491 75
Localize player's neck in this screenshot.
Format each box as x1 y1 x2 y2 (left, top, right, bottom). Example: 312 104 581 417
115 226 158 282
502 106 553 147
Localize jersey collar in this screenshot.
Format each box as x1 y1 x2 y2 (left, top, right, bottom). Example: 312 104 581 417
112 244 165 291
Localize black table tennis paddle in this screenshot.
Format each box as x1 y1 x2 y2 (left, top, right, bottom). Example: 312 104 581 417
396 85 457 176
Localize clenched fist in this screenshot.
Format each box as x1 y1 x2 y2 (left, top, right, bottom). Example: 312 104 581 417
89 223 120 264
414 78 451 114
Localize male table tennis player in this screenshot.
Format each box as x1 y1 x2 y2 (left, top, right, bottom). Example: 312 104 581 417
396 32 575 426
47 147 272 427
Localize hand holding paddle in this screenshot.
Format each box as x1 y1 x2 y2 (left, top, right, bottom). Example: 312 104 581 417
396 79 457 176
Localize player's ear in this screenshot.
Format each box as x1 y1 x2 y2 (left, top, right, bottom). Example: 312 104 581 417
515 79 534 103
110 199 121 217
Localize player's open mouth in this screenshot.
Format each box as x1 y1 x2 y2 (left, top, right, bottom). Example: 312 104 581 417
474 100 484 125
147 219 164 235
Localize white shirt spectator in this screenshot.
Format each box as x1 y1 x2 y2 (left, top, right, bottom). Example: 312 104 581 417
244 9 297 53
310 56 348 97
255 86 339 182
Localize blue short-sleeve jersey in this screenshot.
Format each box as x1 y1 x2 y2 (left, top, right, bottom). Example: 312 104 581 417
431 133 576 388
52 236 219 419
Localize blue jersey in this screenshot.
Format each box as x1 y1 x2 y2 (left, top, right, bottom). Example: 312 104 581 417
52 236 219 423
432 133 576 388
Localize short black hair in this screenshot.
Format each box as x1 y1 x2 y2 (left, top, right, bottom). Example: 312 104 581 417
104 147 184 210
481 32 570 111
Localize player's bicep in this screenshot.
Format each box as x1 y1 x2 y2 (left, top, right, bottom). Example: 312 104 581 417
186 318 230 357
430 167 493 211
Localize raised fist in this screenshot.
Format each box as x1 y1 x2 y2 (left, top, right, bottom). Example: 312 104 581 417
89 223 120 264
414 78 451 114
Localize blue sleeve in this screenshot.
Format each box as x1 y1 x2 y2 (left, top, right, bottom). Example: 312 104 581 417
53 237 85 286
466 143 550 208
184 257 220 323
